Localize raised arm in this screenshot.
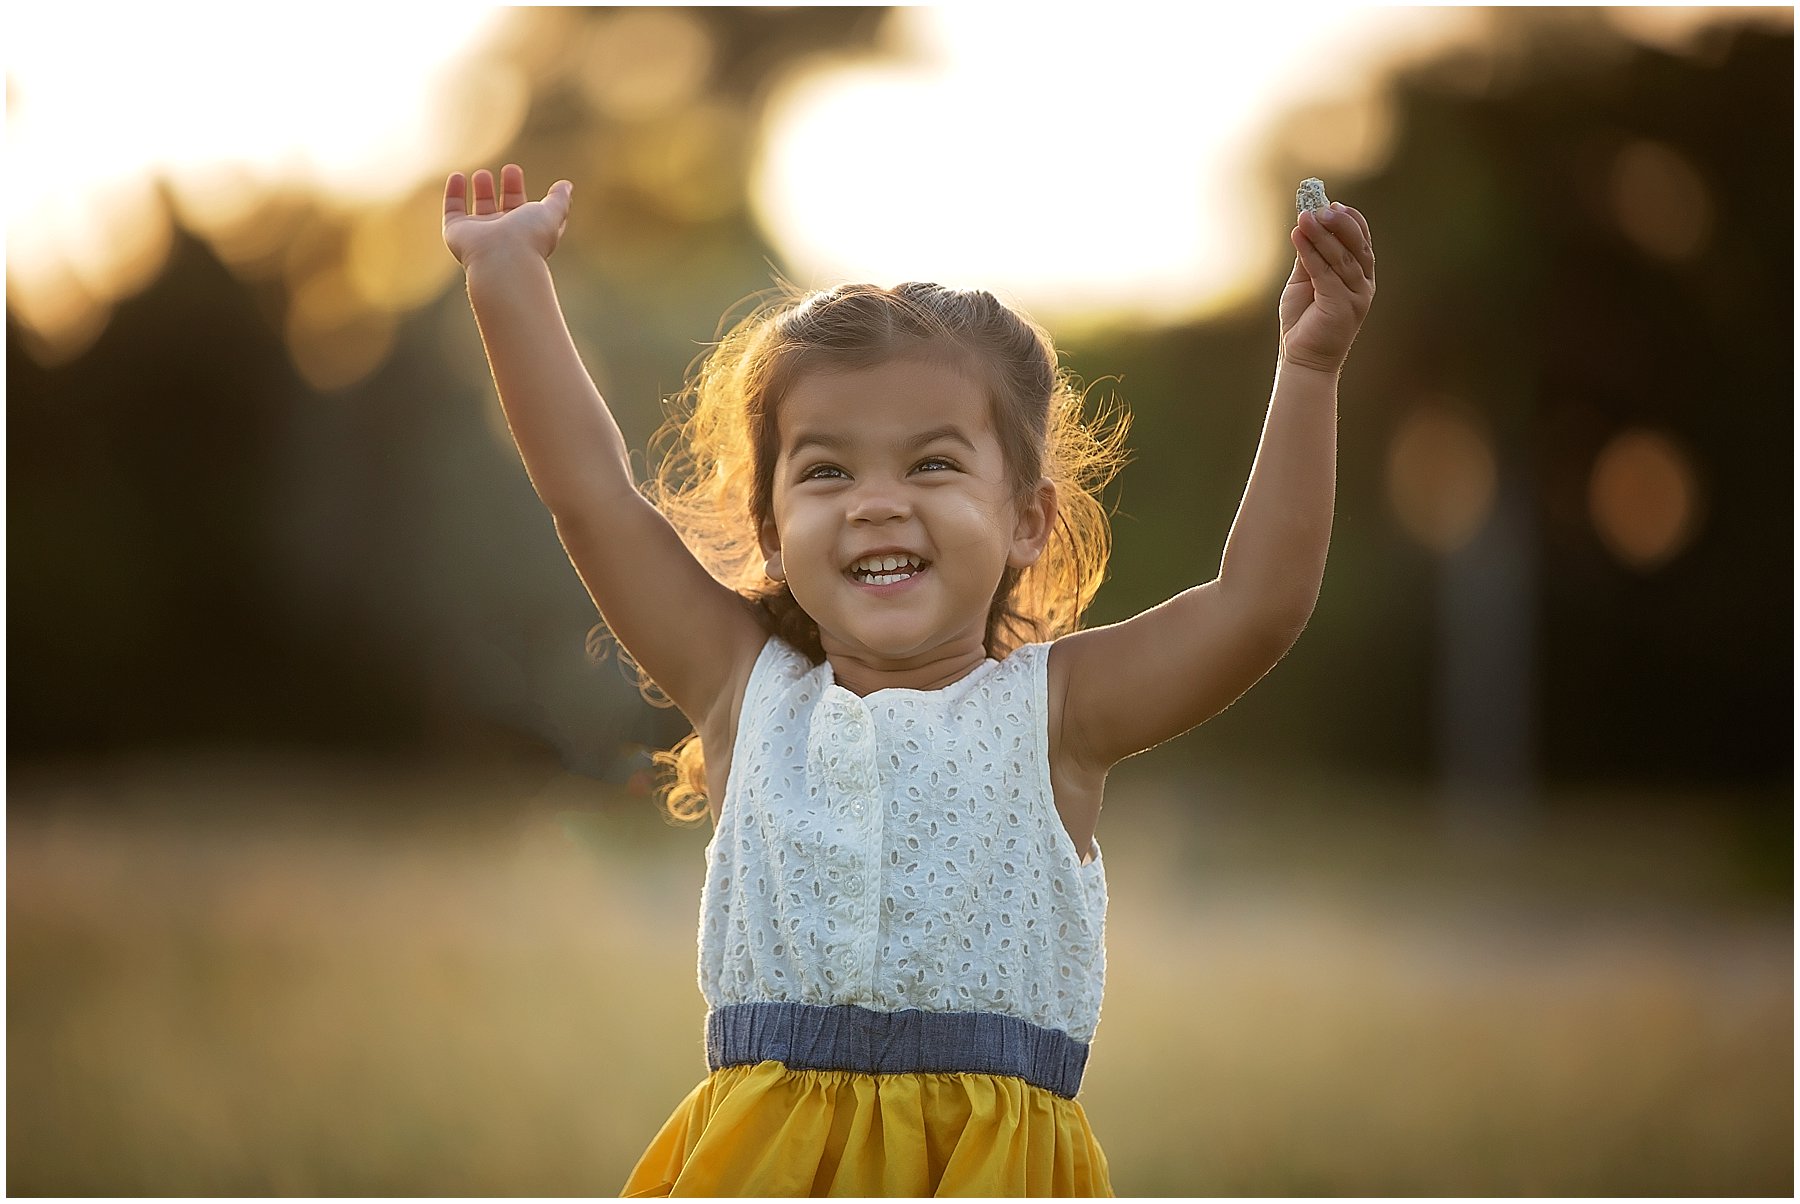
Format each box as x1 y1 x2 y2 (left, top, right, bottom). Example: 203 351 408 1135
1050 201 1376 772
444 165 767 730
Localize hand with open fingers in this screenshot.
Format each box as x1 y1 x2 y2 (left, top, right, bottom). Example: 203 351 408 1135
442 163 574 268
1278 201 1376 376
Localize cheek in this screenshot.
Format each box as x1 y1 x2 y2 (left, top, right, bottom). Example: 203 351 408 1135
771 497 832 556
932 493 1015 553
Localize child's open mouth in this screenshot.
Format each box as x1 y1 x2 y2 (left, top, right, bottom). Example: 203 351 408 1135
848 553 929 587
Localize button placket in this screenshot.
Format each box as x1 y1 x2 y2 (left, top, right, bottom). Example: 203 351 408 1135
807 686 884 998
859 706 897 993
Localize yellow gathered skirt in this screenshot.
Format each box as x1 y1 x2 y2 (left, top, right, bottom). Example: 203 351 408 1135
621 1061 1113 1197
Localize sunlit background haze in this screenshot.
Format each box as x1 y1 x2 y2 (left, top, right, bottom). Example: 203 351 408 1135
6 5 1794 1196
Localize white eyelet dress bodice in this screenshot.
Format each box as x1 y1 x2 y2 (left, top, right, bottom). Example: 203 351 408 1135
696 636 1108 1097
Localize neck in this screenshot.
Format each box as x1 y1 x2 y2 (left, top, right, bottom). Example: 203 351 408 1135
822 637 991 696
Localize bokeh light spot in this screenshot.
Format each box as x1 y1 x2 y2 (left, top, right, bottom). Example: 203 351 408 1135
162 164 276 257
5 248 110 366
1272 93 1401 183
624 103 750 223
59 176 176 307
576 8 715 123
1603 5 1792 57
1610 139 1713 263
1386 401 1499 555
348 199 462 313
287 268 398 393
1587 428 1703 571
433 59 534 187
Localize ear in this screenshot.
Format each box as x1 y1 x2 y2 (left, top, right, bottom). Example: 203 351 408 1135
1007 478 1058 569
759 518 785 582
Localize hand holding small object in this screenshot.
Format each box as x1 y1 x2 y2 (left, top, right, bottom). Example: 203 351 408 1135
1279 177 1376 376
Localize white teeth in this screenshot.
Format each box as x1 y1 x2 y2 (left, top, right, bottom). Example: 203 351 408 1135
852 554 920 573
850 554 924 582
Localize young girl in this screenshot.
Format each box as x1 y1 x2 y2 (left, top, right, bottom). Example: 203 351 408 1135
444 163 1374 1196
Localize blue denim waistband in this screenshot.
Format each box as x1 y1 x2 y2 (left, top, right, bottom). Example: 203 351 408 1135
705 1001 1090 1099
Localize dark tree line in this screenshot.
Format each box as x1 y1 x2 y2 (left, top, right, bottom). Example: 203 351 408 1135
8 10 1790 807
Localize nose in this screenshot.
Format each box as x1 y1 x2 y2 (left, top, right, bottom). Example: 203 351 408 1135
846 479 908 525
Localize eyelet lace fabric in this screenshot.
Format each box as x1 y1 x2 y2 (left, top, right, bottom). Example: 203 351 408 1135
698 637 1108 1045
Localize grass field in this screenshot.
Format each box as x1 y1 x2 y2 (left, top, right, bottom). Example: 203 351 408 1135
7 754 1791 1195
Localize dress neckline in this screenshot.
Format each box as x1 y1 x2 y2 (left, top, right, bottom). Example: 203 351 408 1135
815 647 1004 702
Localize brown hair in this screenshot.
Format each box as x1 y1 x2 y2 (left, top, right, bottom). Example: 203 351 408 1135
629 282 1129 822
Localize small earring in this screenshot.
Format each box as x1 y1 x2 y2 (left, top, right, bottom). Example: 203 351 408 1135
765 553 785 582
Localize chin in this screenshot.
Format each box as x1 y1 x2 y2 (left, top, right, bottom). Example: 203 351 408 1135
844 633 931 661
831 621 940 660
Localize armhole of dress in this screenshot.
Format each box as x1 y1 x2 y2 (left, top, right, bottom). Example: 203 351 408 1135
1025 642 1101 870
716 634 784 830
1020 643 1063 848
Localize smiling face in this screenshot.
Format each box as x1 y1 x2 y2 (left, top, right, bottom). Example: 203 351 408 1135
760 354 1055 681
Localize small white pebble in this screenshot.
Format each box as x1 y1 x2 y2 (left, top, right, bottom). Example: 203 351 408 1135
1296 177 1330 214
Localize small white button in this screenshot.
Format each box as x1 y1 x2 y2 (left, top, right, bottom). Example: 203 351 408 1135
847 875 864 893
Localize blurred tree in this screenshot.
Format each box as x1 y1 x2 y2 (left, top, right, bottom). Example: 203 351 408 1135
1072 10 1790 802
7 7 889 790
6 8 1790 814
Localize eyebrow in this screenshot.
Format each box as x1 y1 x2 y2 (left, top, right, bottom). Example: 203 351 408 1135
788 425 978 457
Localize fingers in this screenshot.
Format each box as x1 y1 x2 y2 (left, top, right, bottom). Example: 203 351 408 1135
1290 222 1335 290
501 163 527 212
468 168 498 216
1337 202 1373 250
1296 207 1372 292
1329 203 1376 282
1294 210 1348 281
544 178 573 219
443 171 467 219
446 164 563 214
1315 202 1375 283
1282 251 1308 291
